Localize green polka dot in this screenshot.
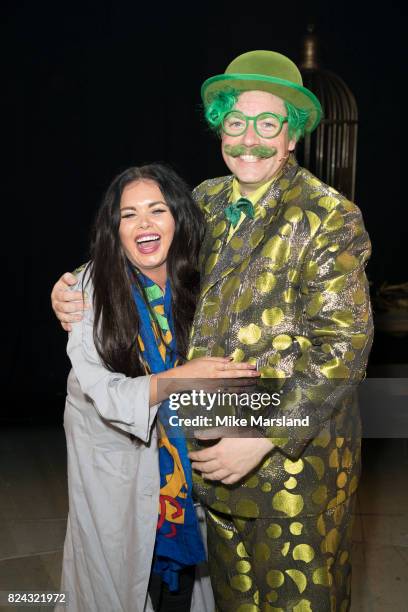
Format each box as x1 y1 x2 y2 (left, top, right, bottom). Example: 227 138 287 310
215 487 230 501
266 569 284 588
255 542 270 561
267 523 282 539
213 220 227 237
289 522 304 536
230 236 244 250
235 499 259 518
236 560 251 574
230 574 252 592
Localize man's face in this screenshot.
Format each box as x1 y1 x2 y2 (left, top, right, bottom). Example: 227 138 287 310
221 91 297 194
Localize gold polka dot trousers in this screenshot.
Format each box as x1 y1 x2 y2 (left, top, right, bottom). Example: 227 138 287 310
205 494 355 612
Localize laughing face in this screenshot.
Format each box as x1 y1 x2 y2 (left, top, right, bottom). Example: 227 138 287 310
221 91 297 195
119 179 175 288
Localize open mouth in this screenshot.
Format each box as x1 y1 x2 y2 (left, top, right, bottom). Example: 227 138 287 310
239 155 259 163
135 233 161 253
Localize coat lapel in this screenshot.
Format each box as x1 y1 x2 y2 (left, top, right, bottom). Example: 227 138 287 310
200 156 299 298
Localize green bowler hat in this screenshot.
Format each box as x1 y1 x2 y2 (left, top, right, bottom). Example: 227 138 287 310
201 50 322 132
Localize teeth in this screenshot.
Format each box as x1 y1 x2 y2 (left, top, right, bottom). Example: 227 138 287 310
137 235 160 244
239 155 258 162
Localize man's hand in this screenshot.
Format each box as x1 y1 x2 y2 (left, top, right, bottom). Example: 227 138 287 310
189 431 274 485
51 272 89 331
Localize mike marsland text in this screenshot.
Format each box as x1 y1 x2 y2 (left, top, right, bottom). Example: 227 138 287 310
168 415 310 427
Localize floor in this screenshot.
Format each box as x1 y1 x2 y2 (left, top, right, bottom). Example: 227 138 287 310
0 427 407 611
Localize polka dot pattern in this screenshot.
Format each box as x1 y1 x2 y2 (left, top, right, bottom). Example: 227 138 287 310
205 493 356 610
188 159 371 608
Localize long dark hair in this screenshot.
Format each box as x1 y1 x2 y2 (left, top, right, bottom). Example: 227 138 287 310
85 163 204 377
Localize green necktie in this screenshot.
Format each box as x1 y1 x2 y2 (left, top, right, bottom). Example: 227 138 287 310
224 197 255 228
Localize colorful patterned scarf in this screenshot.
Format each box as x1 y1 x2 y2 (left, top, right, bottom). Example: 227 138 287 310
130 271 205 591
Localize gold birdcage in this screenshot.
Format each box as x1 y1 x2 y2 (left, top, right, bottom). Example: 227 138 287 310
297 26 358 201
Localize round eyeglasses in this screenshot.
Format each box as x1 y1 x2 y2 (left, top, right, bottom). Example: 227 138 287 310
222 110 288 139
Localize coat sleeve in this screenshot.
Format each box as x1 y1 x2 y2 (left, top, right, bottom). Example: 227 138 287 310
66 268 160 442
261 202 373 458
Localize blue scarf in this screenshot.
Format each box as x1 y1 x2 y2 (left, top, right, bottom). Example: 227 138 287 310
130 272 205 591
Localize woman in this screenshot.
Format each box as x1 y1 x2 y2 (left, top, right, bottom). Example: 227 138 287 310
58 163 258 612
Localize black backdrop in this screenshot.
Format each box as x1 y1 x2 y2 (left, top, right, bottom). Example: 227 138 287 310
3 1 406 419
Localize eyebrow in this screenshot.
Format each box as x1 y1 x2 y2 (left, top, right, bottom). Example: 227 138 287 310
120 200 168 211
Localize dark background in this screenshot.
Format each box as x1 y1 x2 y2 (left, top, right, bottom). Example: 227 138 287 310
3 1 406 420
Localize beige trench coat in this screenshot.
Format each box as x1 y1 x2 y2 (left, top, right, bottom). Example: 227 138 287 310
57 268 214 612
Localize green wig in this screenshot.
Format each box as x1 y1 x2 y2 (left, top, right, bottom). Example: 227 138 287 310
204 88 312 141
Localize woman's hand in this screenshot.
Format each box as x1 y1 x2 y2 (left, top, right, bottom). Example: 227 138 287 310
51 272 89 331
176 357 259 380
151 357 259 404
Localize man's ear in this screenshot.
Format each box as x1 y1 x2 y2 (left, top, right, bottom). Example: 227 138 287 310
288 137 297 151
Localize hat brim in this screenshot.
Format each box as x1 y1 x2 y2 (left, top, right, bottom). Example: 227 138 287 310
202 73 322 132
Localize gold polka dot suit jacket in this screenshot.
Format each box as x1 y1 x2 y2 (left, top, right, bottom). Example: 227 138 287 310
188 155 373 521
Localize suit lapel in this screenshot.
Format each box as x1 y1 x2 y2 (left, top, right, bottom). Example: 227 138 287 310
200 156 299 298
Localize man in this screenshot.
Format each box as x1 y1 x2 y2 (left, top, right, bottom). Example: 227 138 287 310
52 51 373 611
